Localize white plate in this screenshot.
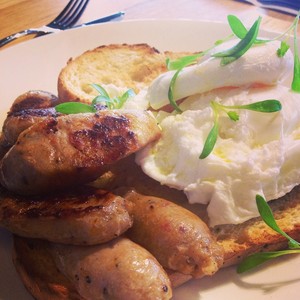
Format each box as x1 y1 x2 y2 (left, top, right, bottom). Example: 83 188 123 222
1 19 300 300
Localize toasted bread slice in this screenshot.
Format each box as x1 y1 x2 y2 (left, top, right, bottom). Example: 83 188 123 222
57 43 196 104
57 43 168 103
213 185 300 267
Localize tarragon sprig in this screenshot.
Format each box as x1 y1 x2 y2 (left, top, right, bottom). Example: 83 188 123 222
55 84 134 114
237 195 300 273
199 99 281 159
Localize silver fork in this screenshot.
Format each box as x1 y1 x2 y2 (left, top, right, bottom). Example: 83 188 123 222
0 0 90 48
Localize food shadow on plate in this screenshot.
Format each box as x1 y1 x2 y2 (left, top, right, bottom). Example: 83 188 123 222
173 253 300 300
0 229 33 300
232 254 300 294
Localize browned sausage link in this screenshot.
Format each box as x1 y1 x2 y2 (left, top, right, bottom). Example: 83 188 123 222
124 190 224 278
0 133 10 161
8 90 60 113
0 186 133 245
0 110 161 195
1 90 60 151
51 237 172 300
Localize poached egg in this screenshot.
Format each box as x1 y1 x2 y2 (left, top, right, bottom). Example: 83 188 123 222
136 40 299 226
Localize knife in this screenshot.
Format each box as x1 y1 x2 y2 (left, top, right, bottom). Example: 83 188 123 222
73 11 125 28
0 11 125 49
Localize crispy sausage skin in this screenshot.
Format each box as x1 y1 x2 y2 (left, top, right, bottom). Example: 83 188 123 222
0 186 132 245
0 110 161 195
51 237 172 300
0 90 60 150
0 133 10 161
124 190 224 278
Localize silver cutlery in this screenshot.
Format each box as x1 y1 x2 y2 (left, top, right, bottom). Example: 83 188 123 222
0 0 124 48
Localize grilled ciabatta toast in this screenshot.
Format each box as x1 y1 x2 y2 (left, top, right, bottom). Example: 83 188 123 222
57 43 193 103
57 44 168 103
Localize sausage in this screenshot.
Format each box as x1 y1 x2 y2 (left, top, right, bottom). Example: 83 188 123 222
0 110 161 195
0 186 133 245
51 237 172 300
1 90 60 149
124 190 224 278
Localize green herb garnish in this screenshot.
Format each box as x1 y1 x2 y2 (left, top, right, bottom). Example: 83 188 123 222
168 69 183 113
166 36 233 111
256 195 300 248
277 41 290 57
55 84 134 114
212 16 261 65
237 195 300 273
227 15 248 39
291 14 300 92
55 102 97 114
166 13 300 112
166 53 203 71
199 101 220 159
91 83 135 109
227 14 268 45
237 249 300 273
199 100 281 159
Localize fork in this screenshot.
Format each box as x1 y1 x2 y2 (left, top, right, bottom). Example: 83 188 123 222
0 0 90 48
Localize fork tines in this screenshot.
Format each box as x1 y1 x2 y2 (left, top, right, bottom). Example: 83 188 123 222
48 0 90 29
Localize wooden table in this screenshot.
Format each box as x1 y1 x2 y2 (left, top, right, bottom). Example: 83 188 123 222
0 0 298 49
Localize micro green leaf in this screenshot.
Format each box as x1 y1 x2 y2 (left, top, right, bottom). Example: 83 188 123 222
227 15 248 39
256 195 300 249
166 53 202 71
213 16 262 65
168 69 183 113
237 250 300 273
55 85 134 114
91 84 134 109
227 14 267 44
237 194 300 273
237 99 282 112
277 41 290 57
199 99 281 159
117 89 135 108
227 111 239 121
199 122 219 159
199 102 220 159
91 83 110 99
55 102 96 114
291 14 300 92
